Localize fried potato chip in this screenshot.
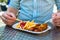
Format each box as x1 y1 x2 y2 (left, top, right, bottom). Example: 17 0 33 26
23 20 36 30
23 21 30 29
16 23 21 28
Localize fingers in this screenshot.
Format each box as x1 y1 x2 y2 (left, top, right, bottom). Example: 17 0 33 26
52 13 60 26
52 13 57 19
2 13 16 20
52 19 60 26
1 12 16 26
7 13 16 18
52 13 60 19
1 16 13 25
2 14 16 22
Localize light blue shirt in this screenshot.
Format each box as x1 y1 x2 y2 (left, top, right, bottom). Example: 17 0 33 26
8 0 60 23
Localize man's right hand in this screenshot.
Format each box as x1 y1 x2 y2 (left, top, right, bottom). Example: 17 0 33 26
1 12 16 26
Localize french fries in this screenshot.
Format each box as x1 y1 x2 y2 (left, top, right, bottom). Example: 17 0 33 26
23 21 36 29
16 20 48 32
16 23 21 28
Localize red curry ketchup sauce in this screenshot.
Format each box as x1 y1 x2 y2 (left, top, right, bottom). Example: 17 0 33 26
20 22 26 29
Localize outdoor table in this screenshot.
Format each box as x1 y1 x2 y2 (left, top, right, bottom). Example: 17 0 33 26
0 20 60 40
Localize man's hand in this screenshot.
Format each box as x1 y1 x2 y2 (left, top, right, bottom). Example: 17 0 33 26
1 12 16 26
52 11 60 27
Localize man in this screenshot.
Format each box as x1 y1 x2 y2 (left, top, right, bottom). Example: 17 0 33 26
1 0 60 27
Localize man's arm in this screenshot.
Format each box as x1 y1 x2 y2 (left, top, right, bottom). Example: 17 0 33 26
7 7 18 16
1 0 20 26
7 0 20 16
52 0 60 27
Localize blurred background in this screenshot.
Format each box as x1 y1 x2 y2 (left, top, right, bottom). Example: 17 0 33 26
0 0 9 30
0 0 10 11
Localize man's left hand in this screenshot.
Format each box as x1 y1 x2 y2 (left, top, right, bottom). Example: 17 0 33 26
52 11 60 27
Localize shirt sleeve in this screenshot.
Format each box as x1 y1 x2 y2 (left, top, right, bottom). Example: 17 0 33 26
55 0 60 10
8 0 20 10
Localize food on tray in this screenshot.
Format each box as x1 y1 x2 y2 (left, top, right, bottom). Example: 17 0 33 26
16 20 48 32
16 23 20 28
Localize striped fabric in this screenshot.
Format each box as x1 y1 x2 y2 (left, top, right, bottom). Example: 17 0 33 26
8 0 60 23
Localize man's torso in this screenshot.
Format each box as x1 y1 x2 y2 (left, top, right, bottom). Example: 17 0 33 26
18 0 55 23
